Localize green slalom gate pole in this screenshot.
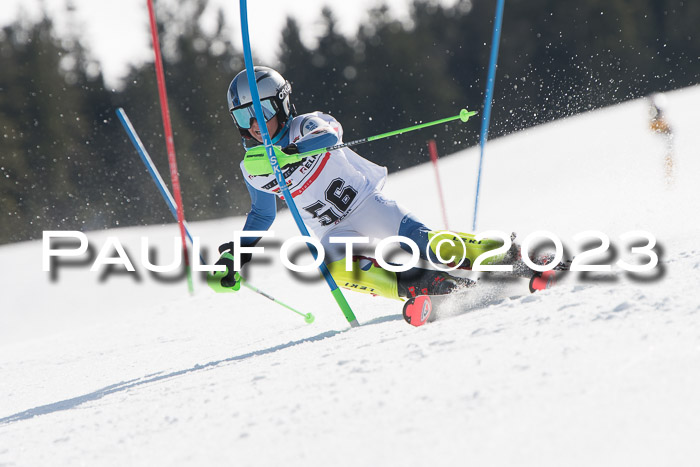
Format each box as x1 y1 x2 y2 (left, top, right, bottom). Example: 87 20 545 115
295 109 477 160
116 107 314 325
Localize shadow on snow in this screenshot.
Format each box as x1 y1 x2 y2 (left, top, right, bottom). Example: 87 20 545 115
0 329 343 426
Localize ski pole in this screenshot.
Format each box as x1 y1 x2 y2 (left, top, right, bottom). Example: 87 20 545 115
116 108 315 324
295 108 477 160
239 279 314 323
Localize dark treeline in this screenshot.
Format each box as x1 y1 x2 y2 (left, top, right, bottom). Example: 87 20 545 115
1 0 698 245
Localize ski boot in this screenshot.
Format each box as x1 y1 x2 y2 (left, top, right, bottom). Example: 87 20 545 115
397 268 475 298
398 268 475 326
501 233 571 273
501 233 570 292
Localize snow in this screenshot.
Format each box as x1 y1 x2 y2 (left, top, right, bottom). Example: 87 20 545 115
2 86 700 466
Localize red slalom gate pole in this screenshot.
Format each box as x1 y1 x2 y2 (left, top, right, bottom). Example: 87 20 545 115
428 140 449 230
146 0 193 293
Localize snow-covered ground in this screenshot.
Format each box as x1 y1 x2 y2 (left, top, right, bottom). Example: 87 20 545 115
1 87 699 466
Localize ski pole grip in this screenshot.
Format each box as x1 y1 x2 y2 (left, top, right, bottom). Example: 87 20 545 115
460 109 477 122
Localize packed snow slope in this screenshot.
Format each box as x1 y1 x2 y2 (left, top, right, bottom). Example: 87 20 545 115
1 86 700 466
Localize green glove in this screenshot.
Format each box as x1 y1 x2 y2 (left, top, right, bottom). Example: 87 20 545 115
207 252 241 293
207 242 251 293
243 145 303 176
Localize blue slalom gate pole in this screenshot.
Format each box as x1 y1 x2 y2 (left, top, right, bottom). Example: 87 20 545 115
238 0 358 327
116 108 194 242
472 0 506 231
116 108 315 324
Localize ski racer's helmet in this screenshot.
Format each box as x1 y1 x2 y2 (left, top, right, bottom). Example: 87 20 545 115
227 66 295 141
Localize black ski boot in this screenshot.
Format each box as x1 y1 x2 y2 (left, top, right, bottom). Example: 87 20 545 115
397 268 475 299
501 233 571 278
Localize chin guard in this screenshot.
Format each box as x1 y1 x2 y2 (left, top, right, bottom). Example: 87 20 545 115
243 145 303 176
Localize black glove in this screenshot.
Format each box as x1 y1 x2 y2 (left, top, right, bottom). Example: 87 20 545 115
215 242 253 288
281 143 299 155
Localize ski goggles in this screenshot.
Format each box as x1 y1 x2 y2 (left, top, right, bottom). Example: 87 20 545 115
230 98 278 129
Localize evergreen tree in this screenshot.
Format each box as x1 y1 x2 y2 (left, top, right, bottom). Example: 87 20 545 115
114 0 248 223
0 14 103 242
1 0 699 245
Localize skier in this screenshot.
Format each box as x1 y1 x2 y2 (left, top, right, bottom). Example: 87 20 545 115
209 66 516 322
648 94 674 186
